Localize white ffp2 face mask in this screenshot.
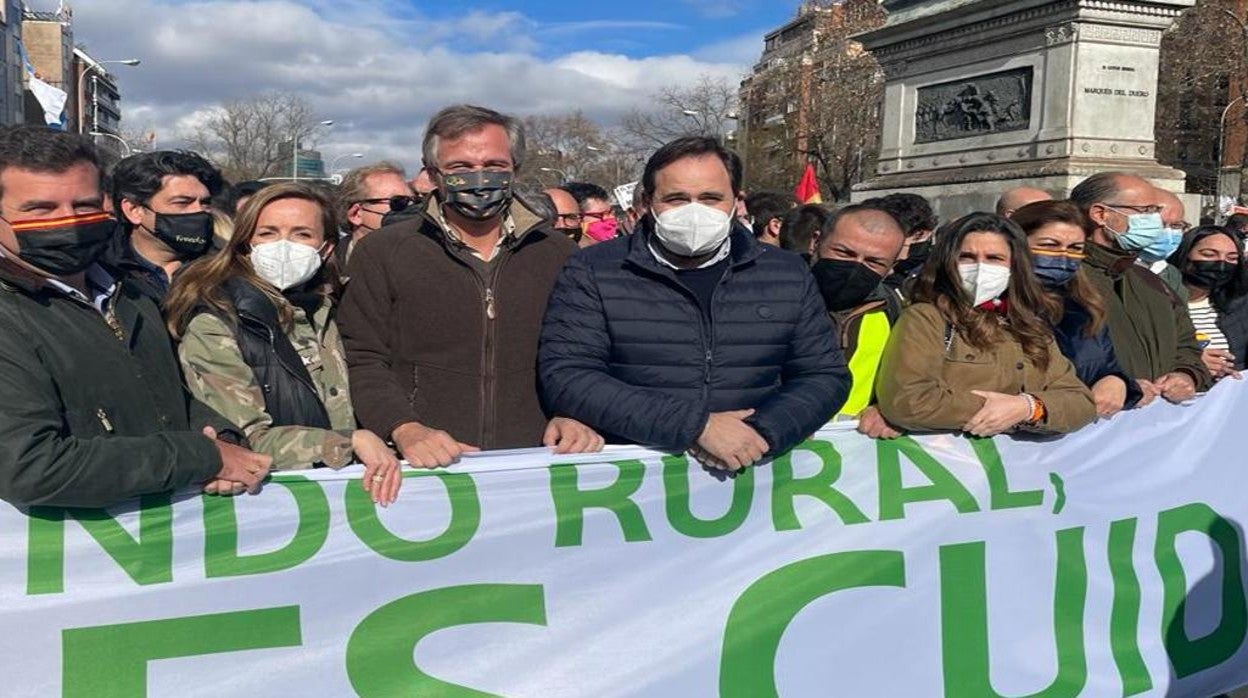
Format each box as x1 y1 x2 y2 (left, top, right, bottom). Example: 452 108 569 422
958 262 1010 306
250 240 324 291
652 202 732 257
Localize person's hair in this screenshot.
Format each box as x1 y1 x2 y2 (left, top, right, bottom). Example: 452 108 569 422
210 209 233 252
1226 213 1248 233
165 182 340 339
561 181 610 206
111 150 224 228
874 192 936 237
641 136 743 201
422 104 525 171
236 180 269 198
0 125 100 199
812 203 903 252
528 191 557 224
910 212 1061 370
1068 172 1124 218
745 191 791 238
779 204 832 254
1011 200 1107 337
337 160 407 226
1167 224 1248 313
214 179 270 215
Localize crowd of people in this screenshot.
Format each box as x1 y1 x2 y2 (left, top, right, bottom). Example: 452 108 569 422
0 102 1240 509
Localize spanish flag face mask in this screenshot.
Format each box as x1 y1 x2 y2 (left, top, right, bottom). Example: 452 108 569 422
2 211 116 277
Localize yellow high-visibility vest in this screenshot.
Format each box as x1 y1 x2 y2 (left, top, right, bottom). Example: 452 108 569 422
839 310 892 418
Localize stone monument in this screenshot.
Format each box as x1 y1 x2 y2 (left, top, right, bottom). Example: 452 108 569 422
852 0 1195 217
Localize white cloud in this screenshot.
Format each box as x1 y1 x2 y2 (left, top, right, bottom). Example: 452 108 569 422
681 0 749 19
693 30 766 65
36 0 754 173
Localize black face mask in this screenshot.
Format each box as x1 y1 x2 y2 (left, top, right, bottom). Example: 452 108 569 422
893 239 931 276
7 211 116 277
146 210 214 258
438 170 513 221
1183 260 1237 290
811 258 884 312
556 226 583 243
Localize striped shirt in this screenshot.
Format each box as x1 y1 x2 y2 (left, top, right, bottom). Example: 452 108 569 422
1188 297 1229 351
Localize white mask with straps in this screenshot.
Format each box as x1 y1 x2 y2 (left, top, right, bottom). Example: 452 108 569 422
652 202 732 257
250 240 324 291
958 262 1010 306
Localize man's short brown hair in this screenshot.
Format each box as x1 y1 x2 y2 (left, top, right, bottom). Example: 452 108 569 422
336 161 407 227
421 104 525 171
0 125 99 199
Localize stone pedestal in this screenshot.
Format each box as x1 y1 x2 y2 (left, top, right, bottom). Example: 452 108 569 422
852 0 1194 218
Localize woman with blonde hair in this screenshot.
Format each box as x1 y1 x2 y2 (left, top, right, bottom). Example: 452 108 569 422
876 212 1096 436
165 182 401 504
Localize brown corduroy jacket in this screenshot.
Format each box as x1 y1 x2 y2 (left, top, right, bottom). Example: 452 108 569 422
1081 242 1211 390
875 302 1096 434
337 196 576 449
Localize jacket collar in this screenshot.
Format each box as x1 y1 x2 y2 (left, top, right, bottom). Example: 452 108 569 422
411 192 553 256
625 215 763 275
1083 240 1138 277
0 253 48 294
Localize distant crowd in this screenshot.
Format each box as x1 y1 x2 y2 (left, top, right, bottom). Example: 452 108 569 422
0 102 1241 509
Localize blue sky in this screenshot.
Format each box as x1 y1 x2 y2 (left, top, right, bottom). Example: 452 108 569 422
29 0 805 170
411 0 796 61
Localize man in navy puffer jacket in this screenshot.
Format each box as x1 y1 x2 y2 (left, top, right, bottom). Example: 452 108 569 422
539 137 850 470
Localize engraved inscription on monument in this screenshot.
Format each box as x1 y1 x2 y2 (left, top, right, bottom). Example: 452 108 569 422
914 67 1033 144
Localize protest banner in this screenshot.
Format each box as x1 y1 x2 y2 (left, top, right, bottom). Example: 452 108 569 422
3 384 1248 696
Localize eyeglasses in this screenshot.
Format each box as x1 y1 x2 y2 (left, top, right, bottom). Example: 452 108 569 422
1103 203 1164 215
356 195 419 213
555 212 583 225
582 210 616 222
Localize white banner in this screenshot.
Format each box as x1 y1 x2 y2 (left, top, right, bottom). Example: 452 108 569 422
3 384 1248 697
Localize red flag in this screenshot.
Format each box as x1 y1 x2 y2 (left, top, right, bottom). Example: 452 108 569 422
794 162 822 204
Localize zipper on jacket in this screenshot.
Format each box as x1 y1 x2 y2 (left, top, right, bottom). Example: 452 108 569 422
102 299 124 342
407 364 419 407
63 280 125 343
701 268 732 396
96 408 115 433
477 251 511 446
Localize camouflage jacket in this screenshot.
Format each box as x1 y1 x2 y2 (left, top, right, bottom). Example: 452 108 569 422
179 295 356 470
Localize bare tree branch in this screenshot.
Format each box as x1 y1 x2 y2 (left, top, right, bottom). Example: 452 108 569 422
1155 0 1243 197
739 0 886 200
619 75 740 151
186 92 319 182
522 111 644 188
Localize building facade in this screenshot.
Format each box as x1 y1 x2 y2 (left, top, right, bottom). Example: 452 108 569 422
1154 0 1248 204
73 48 122 137
21 8 73 129
281 140 328 180
0 1 23 125
737 0 886 200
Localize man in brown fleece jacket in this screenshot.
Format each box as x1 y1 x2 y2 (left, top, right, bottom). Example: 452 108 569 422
337 105 603 467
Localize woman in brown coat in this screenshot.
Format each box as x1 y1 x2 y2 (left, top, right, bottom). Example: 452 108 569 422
876 212 1096 436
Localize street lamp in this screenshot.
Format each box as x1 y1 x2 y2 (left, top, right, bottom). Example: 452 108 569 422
292 119 334 181
89 131 132 156
330 152 364 172
77 58 140 135
540 166 569 183
1217 96 1245 207
586 145 627 185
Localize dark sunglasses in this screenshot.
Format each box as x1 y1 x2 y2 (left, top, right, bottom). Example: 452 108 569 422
357 195 419 212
